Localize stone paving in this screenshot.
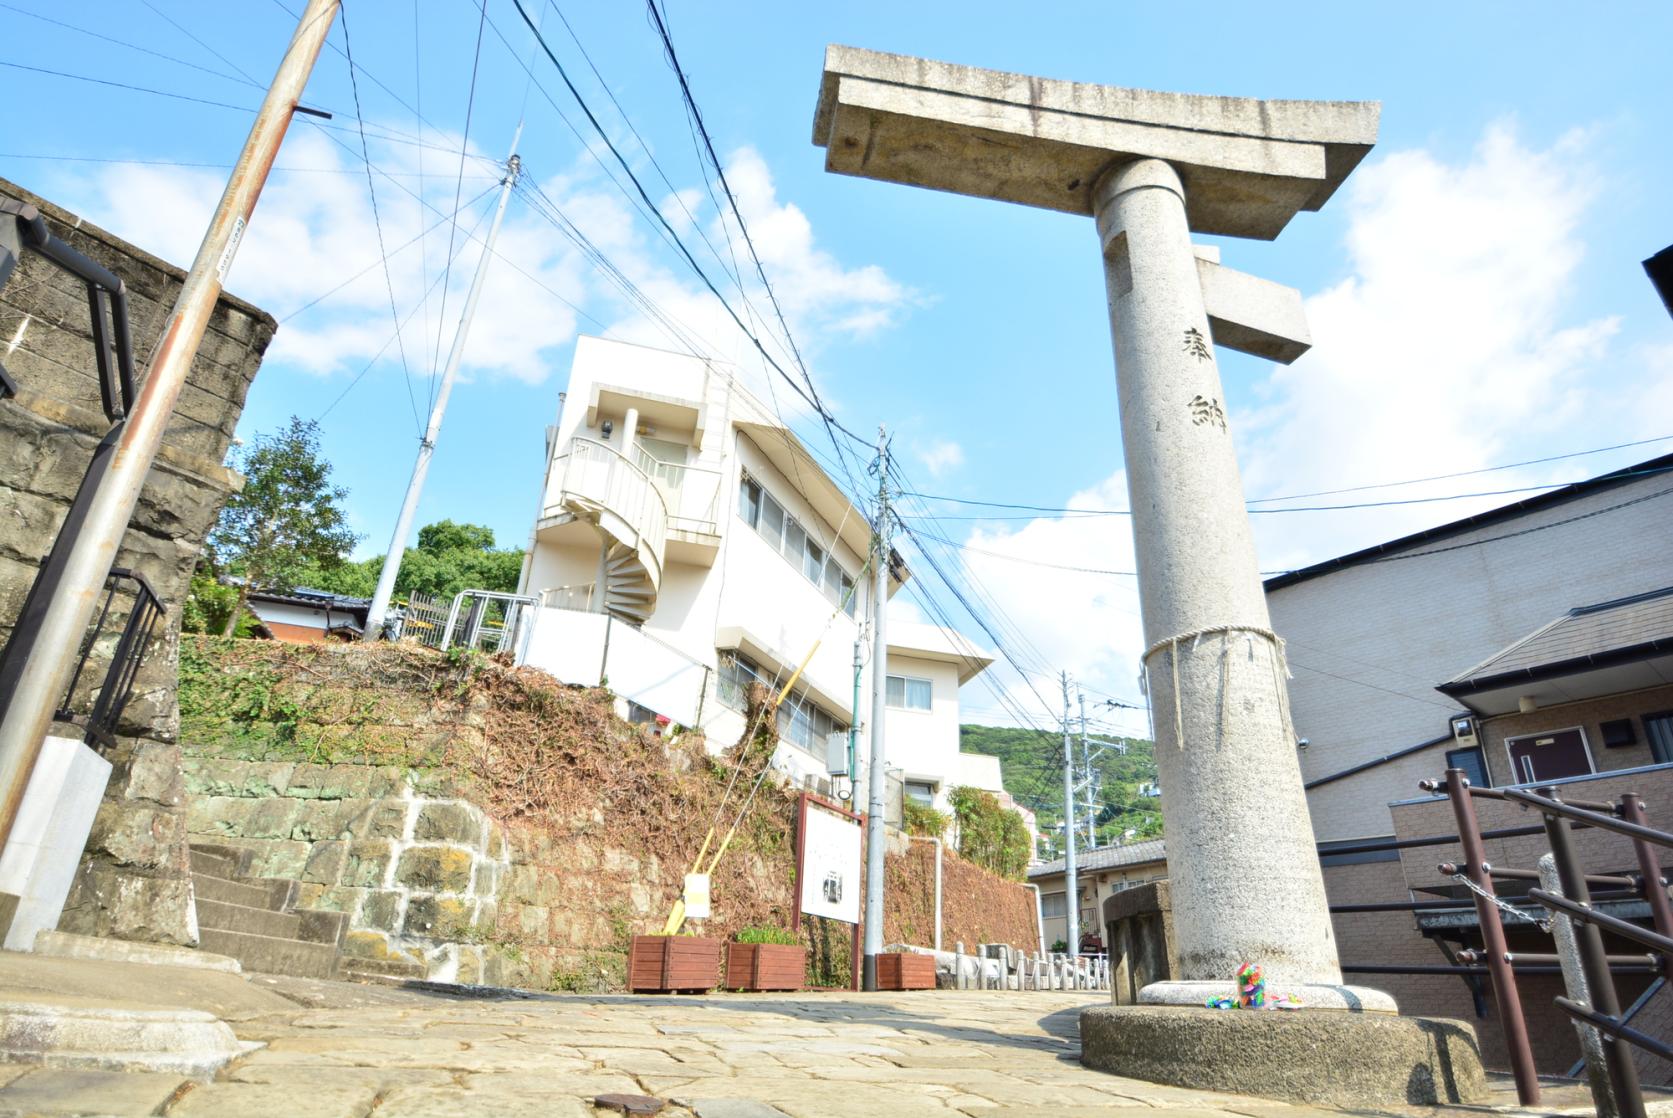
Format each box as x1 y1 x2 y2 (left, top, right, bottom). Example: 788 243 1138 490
0 976 1651 1118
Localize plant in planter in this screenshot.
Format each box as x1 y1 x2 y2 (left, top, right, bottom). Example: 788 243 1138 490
628 933 722 994
725 926 807 992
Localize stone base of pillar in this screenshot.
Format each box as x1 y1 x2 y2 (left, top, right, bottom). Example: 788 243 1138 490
1138 979 1399 1014
1081 1005 1485 1106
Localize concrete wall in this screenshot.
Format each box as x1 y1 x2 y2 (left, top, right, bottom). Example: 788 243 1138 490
0 177 275 945
1266 471 1673 843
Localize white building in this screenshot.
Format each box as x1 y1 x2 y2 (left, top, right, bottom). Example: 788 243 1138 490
515 336 1001 813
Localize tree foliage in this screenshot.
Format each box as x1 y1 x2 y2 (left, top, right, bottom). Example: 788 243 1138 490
205 417 359 635
959 723 1161 850
947 786 1032 880
305 518 524 604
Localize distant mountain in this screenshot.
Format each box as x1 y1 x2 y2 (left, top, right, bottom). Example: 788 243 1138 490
960 724 1161 852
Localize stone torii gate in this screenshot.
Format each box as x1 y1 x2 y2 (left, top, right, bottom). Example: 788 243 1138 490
813 47 1388 1012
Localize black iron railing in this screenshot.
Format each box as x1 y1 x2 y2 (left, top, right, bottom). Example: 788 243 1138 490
53 568 164 750
1324 769 1673 1116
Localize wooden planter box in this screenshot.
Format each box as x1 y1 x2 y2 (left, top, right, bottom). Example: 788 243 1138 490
628 935 720 993
724 942 807 992
876 952 936 990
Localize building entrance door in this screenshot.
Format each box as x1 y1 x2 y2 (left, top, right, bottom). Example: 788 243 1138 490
1506 729 1593 785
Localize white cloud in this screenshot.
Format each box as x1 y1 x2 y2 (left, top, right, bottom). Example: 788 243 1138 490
1239 122 1626 568
63 131 913 407
917 439 964 478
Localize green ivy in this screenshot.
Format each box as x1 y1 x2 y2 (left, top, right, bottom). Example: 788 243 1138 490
947 785 1032 880
735 925 799 945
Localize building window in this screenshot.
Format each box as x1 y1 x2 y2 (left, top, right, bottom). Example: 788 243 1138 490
905 780 936 806
1445 746 1489 789
886 674 933 711
716 651 847 754
737 472 857 616
1040 892 1066 920
1644 713 1673 765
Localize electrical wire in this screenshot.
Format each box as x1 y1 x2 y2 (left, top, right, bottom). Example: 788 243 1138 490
429 0 490 417
339 0 422 435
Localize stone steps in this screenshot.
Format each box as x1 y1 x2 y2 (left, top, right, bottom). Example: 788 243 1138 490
191 870 281 911
188 843 346 981
194 896 302 941
197 927 340 980
339 955 426 981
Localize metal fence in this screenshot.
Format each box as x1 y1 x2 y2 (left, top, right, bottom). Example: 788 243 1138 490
1331 768 1673 1115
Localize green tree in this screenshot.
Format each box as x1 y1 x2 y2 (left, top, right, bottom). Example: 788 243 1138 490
206 417 359 636
305 518 523 605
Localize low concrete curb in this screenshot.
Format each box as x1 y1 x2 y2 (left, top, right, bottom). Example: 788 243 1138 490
0 995 256 1077
1080 1005 1486 1107
33 930 242 973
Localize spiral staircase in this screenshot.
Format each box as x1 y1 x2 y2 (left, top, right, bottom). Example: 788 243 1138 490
539 437 667 624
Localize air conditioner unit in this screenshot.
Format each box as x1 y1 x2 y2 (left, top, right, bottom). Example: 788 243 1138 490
1450 715 1479 746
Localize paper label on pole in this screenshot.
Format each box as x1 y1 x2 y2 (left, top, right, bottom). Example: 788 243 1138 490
216 215 246 280
682 873 711 920
799 803 862 924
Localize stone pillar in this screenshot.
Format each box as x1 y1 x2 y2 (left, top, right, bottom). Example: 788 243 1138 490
1091 160 1385 1009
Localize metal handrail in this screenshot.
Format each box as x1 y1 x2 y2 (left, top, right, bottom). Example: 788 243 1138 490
633 445 723 532
1505 787 1673 852
52 567 164 750
1557 997 1673 1062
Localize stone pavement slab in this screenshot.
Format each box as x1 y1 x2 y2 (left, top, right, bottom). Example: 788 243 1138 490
4 962 1669 1118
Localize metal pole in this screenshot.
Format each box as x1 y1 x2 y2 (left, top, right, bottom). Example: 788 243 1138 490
364 137 524 638
848 634 862 797
1062 671 1079 955
1079 691 1095 848
1542 789 1645 1118
861 426 890 991
0 0 340 849
1443 768 1540 1106
1621 794 1673 953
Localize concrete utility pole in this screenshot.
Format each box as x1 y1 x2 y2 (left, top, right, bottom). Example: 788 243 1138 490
0 0 340 849
364 134 524 639
861 426 890 991
1061 671 1078 954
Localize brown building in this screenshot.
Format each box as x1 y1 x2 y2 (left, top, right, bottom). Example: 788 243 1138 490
1263 461 1673 1084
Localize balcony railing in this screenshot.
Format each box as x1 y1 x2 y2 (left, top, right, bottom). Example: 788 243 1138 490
633 445 722 535
544 437 667 573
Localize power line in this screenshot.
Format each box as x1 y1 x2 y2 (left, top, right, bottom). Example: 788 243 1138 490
506 0 873 477
0 2 262 89
0 152 495 179
339 1 422 435
1246 434 1673 504
429 0 490 418
900 463 1673 519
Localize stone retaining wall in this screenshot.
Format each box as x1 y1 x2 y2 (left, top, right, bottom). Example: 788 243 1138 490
0 177 275 945
182 756 692 989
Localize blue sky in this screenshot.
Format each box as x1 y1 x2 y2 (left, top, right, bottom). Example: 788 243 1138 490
3 2 1670 731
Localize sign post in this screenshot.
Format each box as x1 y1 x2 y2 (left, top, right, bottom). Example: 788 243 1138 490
793 792 864 991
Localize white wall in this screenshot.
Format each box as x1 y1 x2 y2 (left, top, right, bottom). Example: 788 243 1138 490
881 653 963 813
1267 471 1673 842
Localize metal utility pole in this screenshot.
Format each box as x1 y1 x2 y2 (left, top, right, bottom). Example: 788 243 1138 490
364 134 524 639
1079 691 1097 848
847 633 863 798
0 0 340 849
861 426 890 991
1061 671 1078 954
